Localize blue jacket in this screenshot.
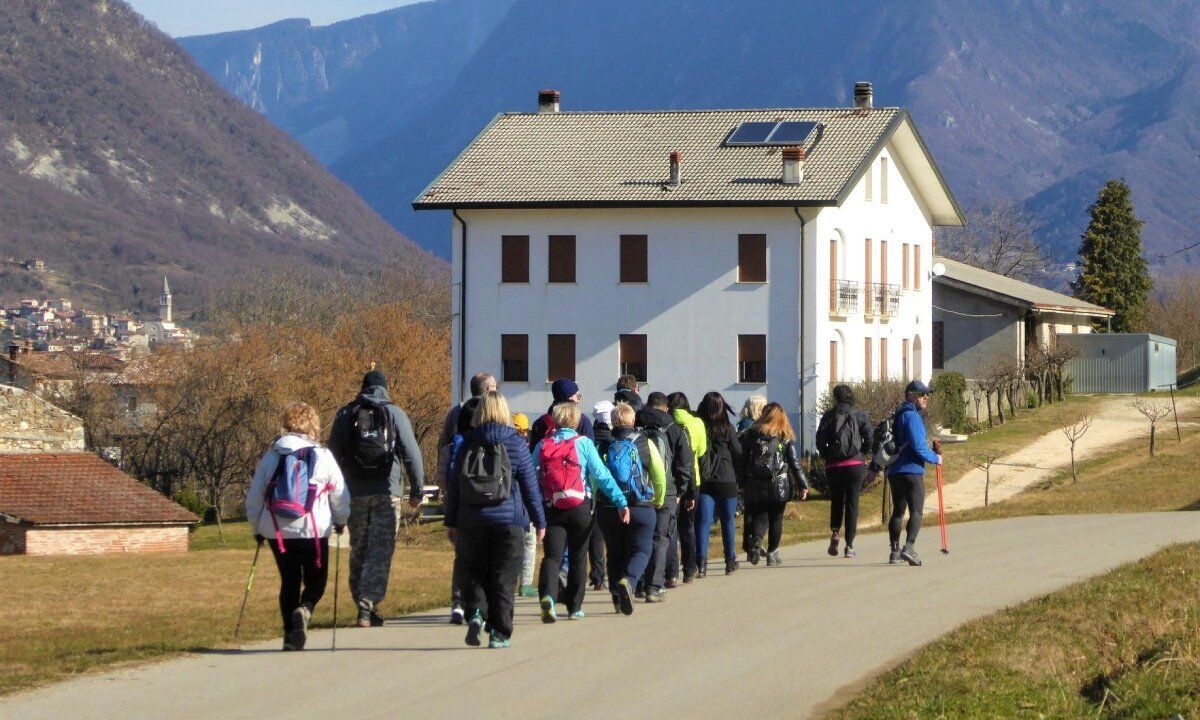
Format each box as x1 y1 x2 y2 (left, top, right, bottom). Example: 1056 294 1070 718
445 422 547 530
531 428 628 509
887 402 941 476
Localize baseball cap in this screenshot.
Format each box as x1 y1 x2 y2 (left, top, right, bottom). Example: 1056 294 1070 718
905 380 932 396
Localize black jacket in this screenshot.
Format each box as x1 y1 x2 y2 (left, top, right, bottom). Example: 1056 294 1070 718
635 406 694 500
593 421 613 456
529 406 594 451
817 402 874 463
614 388 644 412
701 423 743 490
740 429 807 505
329 386 425 499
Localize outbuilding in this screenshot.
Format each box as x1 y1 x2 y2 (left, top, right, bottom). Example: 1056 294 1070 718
1059 333 1178 393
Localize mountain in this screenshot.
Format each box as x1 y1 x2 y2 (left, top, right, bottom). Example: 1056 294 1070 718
0 0 433 311
182 0 1200 265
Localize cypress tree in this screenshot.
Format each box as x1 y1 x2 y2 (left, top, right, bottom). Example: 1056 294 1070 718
1071 179 1150 332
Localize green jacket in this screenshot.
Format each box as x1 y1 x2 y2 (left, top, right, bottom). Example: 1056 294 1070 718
673 408 708 488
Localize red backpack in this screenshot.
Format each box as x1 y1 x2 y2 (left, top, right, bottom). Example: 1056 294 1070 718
538 435 587 509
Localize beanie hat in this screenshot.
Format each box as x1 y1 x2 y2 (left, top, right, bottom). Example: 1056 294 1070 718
361 369 388 390
551 378 580 403
592 400 615 427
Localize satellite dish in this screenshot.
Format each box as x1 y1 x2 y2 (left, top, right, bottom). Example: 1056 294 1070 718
930 262 947 278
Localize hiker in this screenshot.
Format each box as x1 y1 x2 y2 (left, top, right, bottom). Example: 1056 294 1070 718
696 391 743 576
741 402 808 566
528 378 594 449
445 391 546 648
613 374 644 411
816 384 874 559
513 412 538 598
246 402 350 651
328 369 425 628
737 395 768 433
437 396 480 624
437 372 497 450
598 402 666 615
668 392 706 582
589 400 616 590
532 402 629 622
636 391 694 598
870 380 942 567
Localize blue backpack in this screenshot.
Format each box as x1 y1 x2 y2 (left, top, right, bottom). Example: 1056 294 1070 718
605 434 653 503
265 447 328 565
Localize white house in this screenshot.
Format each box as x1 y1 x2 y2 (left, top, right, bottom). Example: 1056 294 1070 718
414 84 963 448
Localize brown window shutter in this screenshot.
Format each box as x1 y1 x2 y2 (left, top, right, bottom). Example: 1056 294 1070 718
864 337 873 380
737 334 767 383
619 334 648 382
902 338 910 379
901 243 910 290
501 334 529 383
738 234 767 283
620 235 648 283
932 321 944 370
914 244 922 291
880 337 889 380
547 334 576 382
501 235 530 283
829 340 839 383
548 235 576 283
880 240 889 286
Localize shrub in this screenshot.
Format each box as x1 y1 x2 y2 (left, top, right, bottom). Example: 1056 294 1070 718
805 454 829 496
930 372 969 433
816 379 908 426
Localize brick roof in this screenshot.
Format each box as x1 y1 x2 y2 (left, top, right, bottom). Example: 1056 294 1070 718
413 107 958 221
0 453 198 525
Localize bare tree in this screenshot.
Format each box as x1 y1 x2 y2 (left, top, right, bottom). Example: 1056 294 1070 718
970 384 983 422
1044 345 1080 402
1132 400 1172 457
979 362 1011 426
971 449 1003 506
1058 412 1093 483
937 203 1049 283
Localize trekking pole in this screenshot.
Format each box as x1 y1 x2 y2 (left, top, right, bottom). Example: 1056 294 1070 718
332 532 342 652
234 543 261 638
936 463 949 555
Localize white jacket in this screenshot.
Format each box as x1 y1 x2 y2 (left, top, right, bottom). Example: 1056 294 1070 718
245 434 350 541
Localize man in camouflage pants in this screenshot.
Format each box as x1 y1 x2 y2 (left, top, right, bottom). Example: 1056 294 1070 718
329 370 425 627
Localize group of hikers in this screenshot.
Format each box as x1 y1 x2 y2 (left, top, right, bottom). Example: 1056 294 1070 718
245 369 942 651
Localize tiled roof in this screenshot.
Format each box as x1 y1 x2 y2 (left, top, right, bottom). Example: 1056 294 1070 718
935 257 1115 316
414 107 912 208
0 453 198 525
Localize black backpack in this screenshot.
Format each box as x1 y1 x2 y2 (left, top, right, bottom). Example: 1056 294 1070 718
749 435 786 479
642 425 674 479
871 412 904 469
816 409 860 463
342 400 396 480
456 439 513 506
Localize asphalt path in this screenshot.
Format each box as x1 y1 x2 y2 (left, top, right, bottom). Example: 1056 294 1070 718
6 512 1199 720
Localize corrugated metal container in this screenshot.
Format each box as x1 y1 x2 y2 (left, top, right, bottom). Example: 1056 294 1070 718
1060 333 1177 393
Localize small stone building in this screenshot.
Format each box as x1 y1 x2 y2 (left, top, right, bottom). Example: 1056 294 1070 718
0 453 198 555
0 384 86 453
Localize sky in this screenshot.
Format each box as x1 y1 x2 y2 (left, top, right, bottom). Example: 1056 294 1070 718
125 1 421 37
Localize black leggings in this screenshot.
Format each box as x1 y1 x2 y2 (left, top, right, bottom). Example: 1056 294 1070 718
828 464 867 547
539 501 595 613
269 537 329 634
745 501 787 552
888 473 925 546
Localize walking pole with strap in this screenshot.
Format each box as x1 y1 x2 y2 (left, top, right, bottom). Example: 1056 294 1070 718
332 530 342 651
936 463 949 555
234 542 261 638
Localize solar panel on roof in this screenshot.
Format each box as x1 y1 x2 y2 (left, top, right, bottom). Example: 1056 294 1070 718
726 121 777 145
766 121 818 144
726 120 819 146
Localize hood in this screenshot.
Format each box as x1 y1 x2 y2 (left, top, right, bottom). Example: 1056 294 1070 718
551 427 580 440
614 388 640 403
672 408 698 425
637 406 673 429
274 433 317 454
358 386 391 405
473 422 518 445
898 401 918 415
611 426 640 440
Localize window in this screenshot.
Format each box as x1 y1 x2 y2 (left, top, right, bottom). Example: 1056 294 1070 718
914 244 922 291
501 334 529 382
865 164 873 201
880 337 889 379
864 337 873 381
901 243 910 290
501 235 529 283
902 338 910 379
619 334 647 382
547 334 575 382
738 334 766 383
738 234 767 283
548 235 576 283
829 238 839 312
620 234 648 283
880 157 889 203
829 340 839 384
932 321 944 370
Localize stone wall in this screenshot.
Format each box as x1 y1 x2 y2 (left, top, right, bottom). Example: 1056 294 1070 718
0 523 25 554
15 525 189 555
0 384 85 453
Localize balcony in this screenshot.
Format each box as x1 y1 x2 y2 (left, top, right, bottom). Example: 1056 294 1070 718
865 283 901 318
828 279 860 317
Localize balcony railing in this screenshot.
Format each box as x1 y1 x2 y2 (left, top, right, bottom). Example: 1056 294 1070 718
865 283 901 317
829 279 860 316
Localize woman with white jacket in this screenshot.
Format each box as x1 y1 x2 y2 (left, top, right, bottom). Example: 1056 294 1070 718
245 402 351 651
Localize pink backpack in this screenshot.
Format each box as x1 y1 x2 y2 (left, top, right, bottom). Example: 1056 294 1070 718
538 435 587 509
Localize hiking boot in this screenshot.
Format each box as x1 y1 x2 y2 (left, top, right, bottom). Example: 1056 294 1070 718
357 607 373 628
488 630 511 649
569 610 586 620
725 558 739 575
664 578 679 589
369 611 385 627
844 546 856 559
747 541 762 566
828 533 840 557
282 638 298 651
889 542 902 565
697 560 708 579
289 605 311 651
635 587 647 600
450 604 465 625
901 545 923 567
540 596 558 624
611 594 621 613
767 550 782 566
615 578 636 616
518 584 538 598
590 579 606 592
682 571 695 584
465 610 484 647
646 588 667 603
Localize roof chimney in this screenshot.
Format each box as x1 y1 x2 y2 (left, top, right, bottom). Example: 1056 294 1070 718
782 146 805 185
854 81 873 110
537 89 561 113
668 150 682 187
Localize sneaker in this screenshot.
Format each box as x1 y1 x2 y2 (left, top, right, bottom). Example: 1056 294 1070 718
767 550 782 566
465 610 484 647
569 610 586 620
697 561 708 579
357 607 373 628
748 541 762 566
664 578 679 589
369 611 385 627
611 594 621 613
590 579 606 592
289 605 311 651
540 596 558 624
889 543 902 565
645 588 667 603
828 534 840 557
488 631 511 649
615 578 635 616
518 584 538 598
450 605 465 625
282 638 298 651
635 588 647 600
725 558 739 575
844 546 856 559
901 545 923 567
682 572 695 585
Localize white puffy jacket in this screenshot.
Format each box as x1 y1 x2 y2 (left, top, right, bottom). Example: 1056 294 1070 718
245 434 350 541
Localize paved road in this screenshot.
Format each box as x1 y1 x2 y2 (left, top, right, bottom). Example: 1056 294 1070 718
7 513 1199 720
